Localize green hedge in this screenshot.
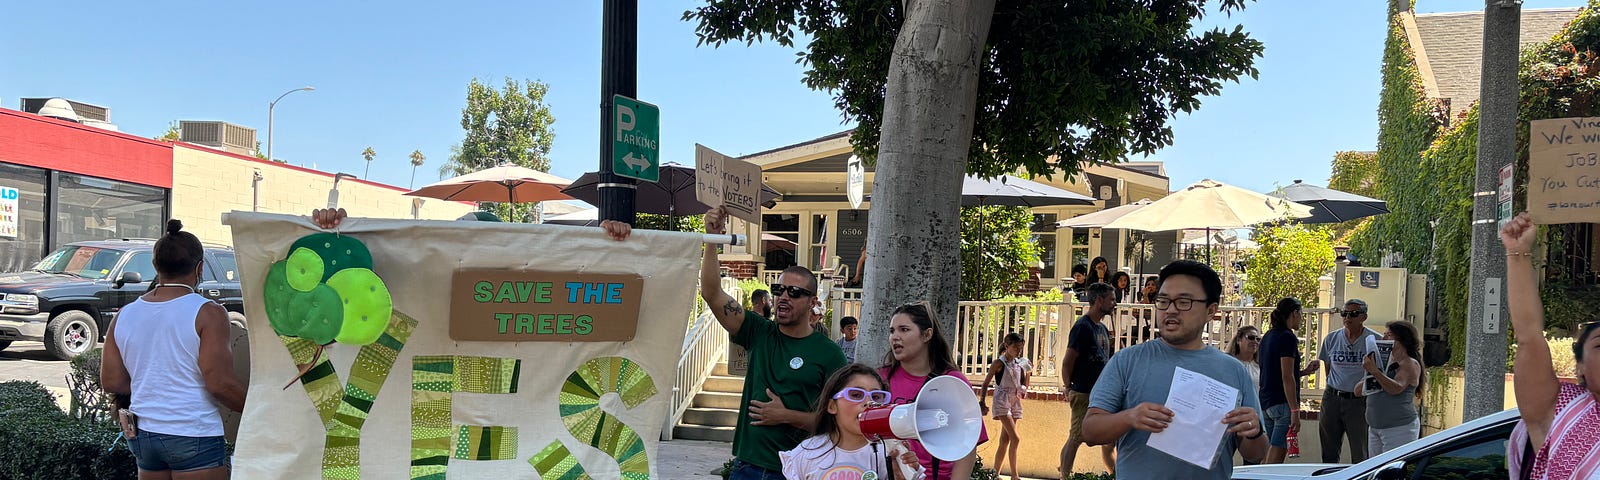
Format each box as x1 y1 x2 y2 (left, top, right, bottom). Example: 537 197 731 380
0 381 136 480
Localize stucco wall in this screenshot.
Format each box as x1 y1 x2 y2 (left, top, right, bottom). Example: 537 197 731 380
170 144 476 244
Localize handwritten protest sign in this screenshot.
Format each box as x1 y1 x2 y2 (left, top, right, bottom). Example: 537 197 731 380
1529 117 1600 224
450 269 643 342
695 144 763 223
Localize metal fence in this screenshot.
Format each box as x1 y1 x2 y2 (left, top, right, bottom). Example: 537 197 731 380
831 298 1334 395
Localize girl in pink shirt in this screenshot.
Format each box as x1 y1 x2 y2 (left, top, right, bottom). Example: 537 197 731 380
878 303 988 480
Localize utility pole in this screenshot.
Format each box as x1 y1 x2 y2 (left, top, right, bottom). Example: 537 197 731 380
1464 0 1519 421
598 0 638 225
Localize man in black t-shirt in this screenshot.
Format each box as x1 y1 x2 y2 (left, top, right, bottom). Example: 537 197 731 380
1060 283 1116 476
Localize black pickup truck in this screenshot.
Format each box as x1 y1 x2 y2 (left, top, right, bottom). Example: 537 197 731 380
0 240 245 360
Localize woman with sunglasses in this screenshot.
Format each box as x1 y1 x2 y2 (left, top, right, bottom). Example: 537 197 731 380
1229 326 1263 396
881 303 987 480
1502 213 1600 479
781 364 911 480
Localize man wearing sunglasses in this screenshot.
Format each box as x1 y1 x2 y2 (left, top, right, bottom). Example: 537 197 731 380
1316 299 1380 464
699 207 847 480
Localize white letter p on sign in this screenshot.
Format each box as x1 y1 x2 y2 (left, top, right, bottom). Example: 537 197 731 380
615 104 636 141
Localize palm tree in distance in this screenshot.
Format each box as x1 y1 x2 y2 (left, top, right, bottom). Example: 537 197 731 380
409 150 426 188
362 147 377 179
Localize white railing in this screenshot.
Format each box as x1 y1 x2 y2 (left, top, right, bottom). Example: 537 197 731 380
663 285 738 441
831 299 1335 395
761 270 783 285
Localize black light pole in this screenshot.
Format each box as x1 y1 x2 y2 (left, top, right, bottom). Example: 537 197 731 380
599 0 639 225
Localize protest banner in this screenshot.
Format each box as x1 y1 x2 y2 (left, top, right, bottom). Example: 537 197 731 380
226 212 701 479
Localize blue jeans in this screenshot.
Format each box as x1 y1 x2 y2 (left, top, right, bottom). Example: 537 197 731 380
728 460 785 480
127 429 228 472
1262 403 1293 449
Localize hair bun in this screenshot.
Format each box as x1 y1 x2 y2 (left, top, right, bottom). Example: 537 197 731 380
166 219 183 235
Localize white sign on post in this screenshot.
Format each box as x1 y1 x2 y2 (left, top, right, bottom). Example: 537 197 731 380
695 144 763 224
847 155 865 209
1484 277 1502 334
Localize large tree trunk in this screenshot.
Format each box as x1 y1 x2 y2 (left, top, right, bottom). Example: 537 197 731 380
856 0 996 367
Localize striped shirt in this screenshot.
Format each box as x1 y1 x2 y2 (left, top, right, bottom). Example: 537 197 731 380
1508 382 1600 479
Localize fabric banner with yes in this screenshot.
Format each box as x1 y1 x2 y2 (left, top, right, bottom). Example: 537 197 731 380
225 212 703 479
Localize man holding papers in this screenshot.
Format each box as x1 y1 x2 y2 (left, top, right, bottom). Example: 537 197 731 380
1082 260 1266 478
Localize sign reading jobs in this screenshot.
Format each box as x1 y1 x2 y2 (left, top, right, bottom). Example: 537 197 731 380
1529 117 1600 224
694 144 763 223
450 269 643 342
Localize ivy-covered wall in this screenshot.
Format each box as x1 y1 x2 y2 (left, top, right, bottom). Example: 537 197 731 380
1352 1 1600 366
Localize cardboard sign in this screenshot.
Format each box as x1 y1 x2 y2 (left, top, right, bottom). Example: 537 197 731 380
450 269 643 342
695 144 763 223
1529 117 1600 223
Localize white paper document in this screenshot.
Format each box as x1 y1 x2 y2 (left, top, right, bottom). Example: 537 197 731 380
1146 366 1240 469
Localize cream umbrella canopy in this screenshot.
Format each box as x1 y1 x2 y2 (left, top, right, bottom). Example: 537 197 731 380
1056 198 1153 228
1103 179 1311 262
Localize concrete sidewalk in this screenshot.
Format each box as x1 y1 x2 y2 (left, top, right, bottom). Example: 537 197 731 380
657 439 735 479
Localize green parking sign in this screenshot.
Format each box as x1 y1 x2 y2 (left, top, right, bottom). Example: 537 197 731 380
612 95 659 183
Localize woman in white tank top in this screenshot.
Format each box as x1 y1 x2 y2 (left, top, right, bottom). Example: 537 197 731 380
101 219 245 479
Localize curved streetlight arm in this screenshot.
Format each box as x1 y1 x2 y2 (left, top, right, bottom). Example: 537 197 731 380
267 86 314 163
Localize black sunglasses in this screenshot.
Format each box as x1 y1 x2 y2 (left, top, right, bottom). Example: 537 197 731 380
770 284 814 299
1341 310 1367 318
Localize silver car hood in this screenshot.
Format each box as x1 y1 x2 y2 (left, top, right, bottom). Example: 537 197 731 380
1232 463 1351 479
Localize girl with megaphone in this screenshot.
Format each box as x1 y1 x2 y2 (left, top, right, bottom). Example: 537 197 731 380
879 303 989 480
780 364 914 480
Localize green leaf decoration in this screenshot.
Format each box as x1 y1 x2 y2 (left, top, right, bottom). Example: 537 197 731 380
325 268 393 346
288 233 374 282
285 247 325 292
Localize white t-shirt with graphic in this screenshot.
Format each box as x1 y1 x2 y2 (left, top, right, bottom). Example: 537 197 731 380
780 435 898 480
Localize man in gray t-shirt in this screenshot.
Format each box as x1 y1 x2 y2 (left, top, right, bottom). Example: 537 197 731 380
1317 299 1380 464
1083 261 1265 478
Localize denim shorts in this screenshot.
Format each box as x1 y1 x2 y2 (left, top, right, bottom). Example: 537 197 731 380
127 429 228 472
728 459 785 480
1262 403 1293 448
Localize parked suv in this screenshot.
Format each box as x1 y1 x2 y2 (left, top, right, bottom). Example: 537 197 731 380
0 240 244 360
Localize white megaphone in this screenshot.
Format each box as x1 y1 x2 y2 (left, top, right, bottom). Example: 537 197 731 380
857 375 983 462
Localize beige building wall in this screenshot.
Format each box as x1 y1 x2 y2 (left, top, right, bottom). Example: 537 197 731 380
170 144 477 244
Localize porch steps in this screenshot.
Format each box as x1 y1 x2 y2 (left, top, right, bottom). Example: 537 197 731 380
673 362 743 443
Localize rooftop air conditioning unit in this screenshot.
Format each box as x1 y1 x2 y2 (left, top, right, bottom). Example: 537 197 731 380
20 98 110 122
179 121 258 157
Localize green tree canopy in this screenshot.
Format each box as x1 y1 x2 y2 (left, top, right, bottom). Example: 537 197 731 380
1244 223 1334 309
683 0 1262 179
959 206 1041 300
438 77 558 222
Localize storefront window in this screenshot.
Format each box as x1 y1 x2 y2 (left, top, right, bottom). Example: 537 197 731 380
0 164 49 272
54 173 167 248
1032 214 1058 279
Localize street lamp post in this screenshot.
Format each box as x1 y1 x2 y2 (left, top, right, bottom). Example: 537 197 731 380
267 86 315 162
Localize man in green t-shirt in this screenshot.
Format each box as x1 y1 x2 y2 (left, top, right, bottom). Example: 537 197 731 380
701 207 846 479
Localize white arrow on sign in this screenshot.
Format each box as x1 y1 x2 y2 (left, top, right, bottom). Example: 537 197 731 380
622 152 651 172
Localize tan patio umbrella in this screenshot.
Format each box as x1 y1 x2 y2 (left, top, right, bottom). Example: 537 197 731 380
1103 179 1311 262
406 164 574 203
1056 198 1153 228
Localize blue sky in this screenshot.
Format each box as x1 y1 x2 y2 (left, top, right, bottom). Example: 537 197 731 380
0 1 1586 196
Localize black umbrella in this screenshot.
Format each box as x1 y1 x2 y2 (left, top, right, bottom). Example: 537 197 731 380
961 175 1096 299
1270 180 1389 224
561 162 782 227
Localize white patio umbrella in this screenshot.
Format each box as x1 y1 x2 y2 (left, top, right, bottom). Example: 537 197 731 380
1104 179 1311 262
1056 198 1153 228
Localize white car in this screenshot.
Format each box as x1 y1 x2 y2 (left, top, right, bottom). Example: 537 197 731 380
1233 408 1519 480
